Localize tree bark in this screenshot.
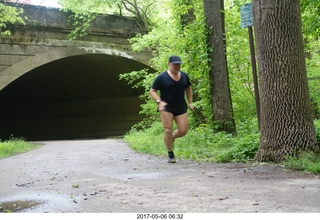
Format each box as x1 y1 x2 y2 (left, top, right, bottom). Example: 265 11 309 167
252 0 319 162
203 0 236 135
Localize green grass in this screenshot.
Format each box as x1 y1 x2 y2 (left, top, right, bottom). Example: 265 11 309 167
283 151 320 174
124 122 260 163
124 121 320 174
0 137 40 159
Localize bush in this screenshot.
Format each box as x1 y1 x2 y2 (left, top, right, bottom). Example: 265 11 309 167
214 132 260 162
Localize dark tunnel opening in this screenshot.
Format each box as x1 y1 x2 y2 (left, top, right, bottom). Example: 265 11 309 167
0 54 155 141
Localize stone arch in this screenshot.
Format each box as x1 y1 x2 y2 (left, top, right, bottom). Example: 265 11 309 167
0 46 151 91
0 47 155 141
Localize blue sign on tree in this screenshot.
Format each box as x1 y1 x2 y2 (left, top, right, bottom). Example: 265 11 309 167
240 3 253 28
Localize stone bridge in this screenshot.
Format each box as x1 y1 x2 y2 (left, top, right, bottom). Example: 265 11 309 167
0 3 155 141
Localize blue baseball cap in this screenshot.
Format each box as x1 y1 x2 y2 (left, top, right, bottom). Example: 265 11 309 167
169 56 182 64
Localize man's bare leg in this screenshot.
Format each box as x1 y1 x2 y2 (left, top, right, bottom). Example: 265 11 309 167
172 113 189 140
160 111 174 152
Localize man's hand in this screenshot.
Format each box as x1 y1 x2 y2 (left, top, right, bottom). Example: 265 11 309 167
158 101 167 111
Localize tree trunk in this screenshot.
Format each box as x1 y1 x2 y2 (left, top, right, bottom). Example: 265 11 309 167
252 0 319 162
203 0 236 135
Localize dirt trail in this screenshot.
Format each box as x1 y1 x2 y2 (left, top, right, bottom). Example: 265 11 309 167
0 139 320 213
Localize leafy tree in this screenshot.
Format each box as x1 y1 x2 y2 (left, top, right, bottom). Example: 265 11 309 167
252 0 319 162
0 3 25 35
203 0 236 135
58 0 159 39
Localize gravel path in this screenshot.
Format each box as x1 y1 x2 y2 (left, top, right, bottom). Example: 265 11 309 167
0 139 320 214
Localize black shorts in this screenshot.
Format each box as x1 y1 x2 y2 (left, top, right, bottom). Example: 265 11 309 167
164 102 188 116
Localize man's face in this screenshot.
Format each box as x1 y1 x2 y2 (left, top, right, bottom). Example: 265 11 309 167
169 63 181 74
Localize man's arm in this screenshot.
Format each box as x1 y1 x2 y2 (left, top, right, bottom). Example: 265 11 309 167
150 88 166 111
150 88 161 101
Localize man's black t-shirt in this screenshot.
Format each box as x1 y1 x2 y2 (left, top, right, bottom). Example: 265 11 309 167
151 71 191 106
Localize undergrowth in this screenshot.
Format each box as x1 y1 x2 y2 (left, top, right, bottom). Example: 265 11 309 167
283 151 320 174
124 120 320 174
0 136 40 159
124 122 260 163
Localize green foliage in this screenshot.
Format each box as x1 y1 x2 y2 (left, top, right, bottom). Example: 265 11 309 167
124 122 167 155
215 132 260 163
59 0 122 40
0 3 25 35
301 0 320 42
59 0 162 37
224 1 259 128
301 0 320 117
283 151 320 174
0 136 40 159
58 0 113 12
66 12 97 40
124 121 260 163
305 41 320 113
119 69 160 129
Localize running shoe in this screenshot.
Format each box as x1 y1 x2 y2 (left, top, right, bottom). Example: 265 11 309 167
168 157 176 163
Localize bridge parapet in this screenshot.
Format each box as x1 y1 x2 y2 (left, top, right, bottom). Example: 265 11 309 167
5 2 144 38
